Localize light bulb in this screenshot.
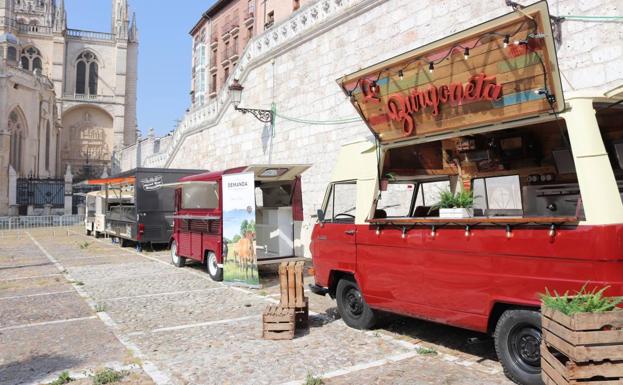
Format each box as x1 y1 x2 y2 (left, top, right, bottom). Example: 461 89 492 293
503 35 510 48
464 47 470 60
506 225 512 239
465 225 471 237
428 62 434 73
398 70 404 80
549 225 556 237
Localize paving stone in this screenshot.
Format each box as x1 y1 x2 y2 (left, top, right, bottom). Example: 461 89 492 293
0 290 92 328
103 287 265 333
0 318 128 385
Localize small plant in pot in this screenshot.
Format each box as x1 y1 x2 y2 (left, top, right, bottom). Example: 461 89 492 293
433 190 475 218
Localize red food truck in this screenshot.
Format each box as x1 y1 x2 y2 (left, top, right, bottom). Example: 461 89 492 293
310 3 623 385
168 165 309 282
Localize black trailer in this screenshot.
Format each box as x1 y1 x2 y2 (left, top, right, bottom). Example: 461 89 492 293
93 168 205 246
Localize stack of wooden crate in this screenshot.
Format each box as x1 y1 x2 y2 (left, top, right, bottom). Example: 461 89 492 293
262 261 309 340
541 307 623 385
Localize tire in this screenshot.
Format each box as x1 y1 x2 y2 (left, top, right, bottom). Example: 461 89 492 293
494 309 544 385
336 277 376 330
170 241 185 267
206 251 223 281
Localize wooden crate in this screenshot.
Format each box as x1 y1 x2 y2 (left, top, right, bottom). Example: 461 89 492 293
262 305 295 340
541 345 623 385
278 261 306 309
294 297 309 330
542 307 623 362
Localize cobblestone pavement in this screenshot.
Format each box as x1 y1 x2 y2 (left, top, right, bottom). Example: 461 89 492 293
0 228 514 385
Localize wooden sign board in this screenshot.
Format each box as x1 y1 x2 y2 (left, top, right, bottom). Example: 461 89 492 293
338 1 564 145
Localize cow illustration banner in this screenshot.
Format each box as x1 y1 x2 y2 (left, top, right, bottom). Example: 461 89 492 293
338 1 563 145
222 172 259 287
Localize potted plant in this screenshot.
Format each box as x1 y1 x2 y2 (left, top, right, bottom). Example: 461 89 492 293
434 190 475 218
540 285 623 385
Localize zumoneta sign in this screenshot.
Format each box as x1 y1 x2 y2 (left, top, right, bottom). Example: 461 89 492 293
339 1 564 144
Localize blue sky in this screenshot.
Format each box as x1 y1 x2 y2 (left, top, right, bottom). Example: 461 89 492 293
65 0 214 137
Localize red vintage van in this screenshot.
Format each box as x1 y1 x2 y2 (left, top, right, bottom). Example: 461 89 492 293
169 165 309 281
310 3 623 385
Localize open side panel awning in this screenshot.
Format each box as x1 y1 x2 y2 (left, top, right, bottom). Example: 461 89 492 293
159 181 219 189
337 1 564 147
242 164 311 182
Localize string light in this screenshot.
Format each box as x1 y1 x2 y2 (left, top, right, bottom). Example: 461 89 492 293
428 62 434 73
402 227 408 239
398 70 404 80
376 226 381 236
430 225 436 238
465 225 471 237
506 225 512 239
503 35 510 48
463 47 470 60
549 224 557 237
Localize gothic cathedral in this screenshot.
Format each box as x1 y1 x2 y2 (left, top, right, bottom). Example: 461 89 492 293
0 0 138 215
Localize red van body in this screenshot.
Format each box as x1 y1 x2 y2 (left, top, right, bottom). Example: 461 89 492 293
311 223 623 333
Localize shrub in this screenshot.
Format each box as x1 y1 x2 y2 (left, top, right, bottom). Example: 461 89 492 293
92 368 127 385
50 371 73 385
305 373 324 385
540 284 623 316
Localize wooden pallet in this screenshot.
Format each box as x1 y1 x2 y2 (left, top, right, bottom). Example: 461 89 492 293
541 308 623 385
262 305 295 340
542 345 623 385
279 261 306 309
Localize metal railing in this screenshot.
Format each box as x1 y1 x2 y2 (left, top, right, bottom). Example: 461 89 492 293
0 215 86 231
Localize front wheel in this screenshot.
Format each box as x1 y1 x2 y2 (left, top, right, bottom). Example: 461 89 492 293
494 309 543 385
336 277 376 330
170 241 185 267
206 251 223 281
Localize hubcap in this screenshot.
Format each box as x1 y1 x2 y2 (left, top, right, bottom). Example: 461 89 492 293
208 253 218 276
344 287 364 318
509 324 541 373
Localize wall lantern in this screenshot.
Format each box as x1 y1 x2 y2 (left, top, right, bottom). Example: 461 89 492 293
229 79 274 124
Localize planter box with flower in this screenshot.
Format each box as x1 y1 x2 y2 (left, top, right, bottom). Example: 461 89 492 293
434 190 475 219
540 286 623 385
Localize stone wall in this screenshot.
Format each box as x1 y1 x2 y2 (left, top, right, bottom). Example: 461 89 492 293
122 0 623 255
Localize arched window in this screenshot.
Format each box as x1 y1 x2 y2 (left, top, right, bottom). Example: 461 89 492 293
8 110 25 174
45 121 51 172
20 46 43 72
75 51 98 95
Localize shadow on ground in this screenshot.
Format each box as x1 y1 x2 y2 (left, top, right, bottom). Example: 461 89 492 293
0 354 82 385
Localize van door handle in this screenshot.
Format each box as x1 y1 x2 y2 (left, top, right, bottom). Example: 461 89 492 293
344 230 355 235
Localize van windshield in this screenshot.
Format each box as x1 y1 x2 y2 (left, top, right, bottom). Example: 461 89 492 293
182 183 219 210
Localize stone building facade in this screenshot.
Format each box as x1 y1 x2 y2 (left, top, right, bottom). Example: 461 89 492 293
118 0 623 255
0 0 138 215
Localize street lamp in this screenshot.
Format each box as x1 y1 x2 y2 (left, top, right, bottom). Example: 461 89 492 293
228 79 274 124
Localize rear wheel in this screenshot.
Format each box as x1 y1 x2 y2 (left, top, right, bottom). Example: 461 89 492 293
170 241 185 267
494 309 543 385
336 277 376 330
206 251 223 281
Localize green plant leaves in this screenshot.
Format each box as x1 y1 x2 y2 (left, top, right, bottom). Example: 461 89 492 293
540 283 623 315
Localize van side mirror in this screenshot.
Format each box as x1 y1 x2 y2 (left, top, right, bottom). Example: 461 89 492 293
316 209 325 222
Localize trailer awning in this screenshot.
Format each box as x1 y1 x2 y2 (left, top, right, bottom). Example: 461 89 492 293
86 177 136 186
159 181 218 189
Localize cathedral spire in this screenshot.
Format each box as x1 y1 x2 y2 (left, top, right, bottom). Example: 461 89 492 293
129 12 138 43
53 0 67 33
112 0 129 39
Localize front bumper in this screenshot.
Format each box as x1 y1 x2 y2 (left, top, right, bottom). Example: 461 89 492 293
309 283 329 296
